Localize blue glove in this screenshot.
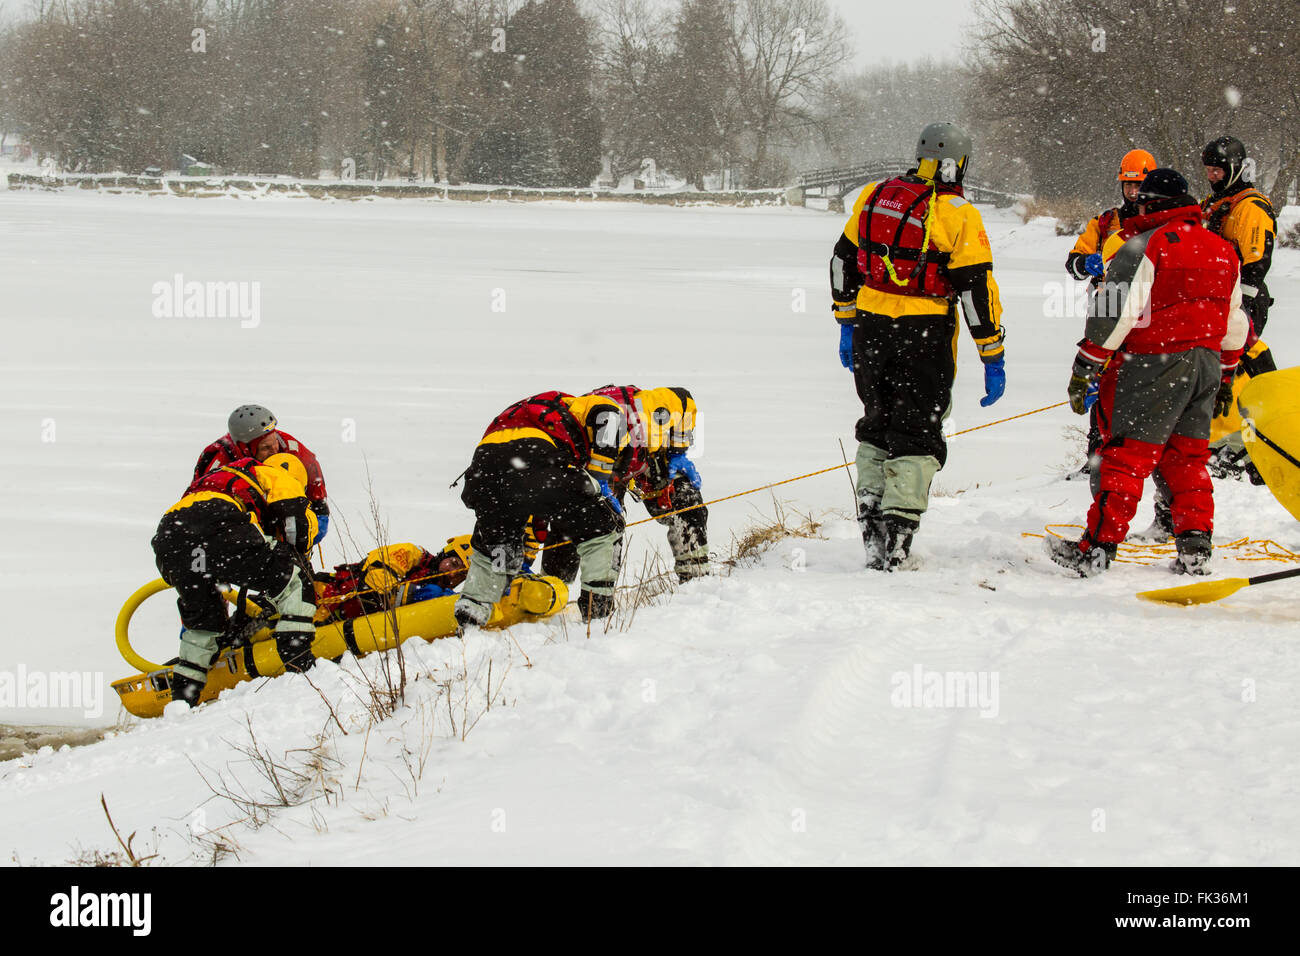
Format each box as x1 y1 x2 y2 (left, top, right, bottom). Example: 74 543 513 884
1084 253 1104 278
596 478 623 516
979 358 1006 408
519 559 534 575
667 452 701 490
408 582 453 602
312 512 329 546
1083 379 1099 412
838 324 854 369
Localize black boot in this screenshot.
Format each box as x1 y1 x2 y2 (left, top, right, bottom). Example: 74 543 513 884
1128 494 1174 543
882 516 917 571
579 584 614 622
674 552 710 583
1045 535 1116 577
170 671 205 707
857 494 887 570
275 632 316 673
453 595 494 629
1173 531 1212 576
1208 446 1250 480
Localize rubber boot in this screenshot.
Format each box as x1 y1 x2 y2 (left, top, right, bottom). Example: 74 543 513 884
1172 531 1212 576
858 492 887 571
1128 494 1174 544
1208 445 1250 480
579 583 615 622
883 515 917 571
170 670 205 707
270 567 317 671
1045 535 1115 577
674 545 710 583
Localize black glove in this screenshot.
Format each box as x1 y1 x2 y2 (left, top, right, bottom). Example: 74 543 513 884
1067 355 1101 416
1213 378 1235 418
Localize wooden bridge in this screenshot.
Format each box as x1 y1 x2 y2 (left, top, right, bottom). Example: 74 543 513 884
795 159 1021 209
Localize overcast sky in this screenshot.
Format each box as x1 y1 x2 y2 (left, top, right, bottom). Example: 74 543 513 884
832 0 980 68
0 0 983 66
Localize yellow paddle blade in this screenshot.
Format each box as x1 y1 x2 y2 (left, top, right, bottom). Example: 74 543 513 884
1136 577 1251 606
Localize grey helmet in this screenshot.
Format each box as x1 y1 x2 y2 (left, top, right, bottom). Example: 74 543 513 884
228 404 277 444
916 122 972 183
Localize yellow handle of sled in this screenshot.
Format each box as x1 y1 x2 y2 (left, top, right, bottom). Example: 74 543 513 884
115 578 172 673
115 578 260 673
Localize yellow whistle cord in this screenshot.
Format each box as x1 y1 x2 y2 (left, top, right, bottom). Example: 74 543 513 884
881 182 938 288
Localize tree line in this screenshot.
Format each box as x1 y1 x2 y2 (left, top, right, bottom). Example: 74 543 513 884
966 0 1300 208
5 0 1298 201
0 0 852 187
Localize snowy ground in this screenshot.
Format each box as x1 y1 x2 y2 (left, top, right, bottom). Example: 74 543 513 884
2 185 1299 865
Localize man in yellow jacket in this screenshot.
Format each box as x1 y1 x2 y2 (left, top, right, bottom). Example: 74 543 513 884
1201 135 1279 482
830 122 1007 570
1202 136 1276 336
152 453 319 705
1066 149 1155 283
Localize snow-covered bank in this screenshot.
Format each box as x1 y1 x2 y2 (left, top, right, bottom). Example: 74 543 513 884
2 190 1299 864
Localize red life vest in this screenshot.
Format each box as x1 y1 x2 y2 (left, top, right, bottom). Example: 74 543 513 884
857 177 958 299
191 429 328 503
185 458 272 523
482 391 590 464
588 384 645 481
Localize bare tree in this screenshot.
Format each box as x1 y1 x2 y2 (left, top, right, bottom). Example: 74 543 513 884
728 0 849 185
968 0 1300 204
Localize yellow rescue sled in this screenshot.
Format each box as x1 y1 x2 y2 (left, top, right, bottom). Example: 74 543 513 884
112 574 568 718
1239 366 1300 521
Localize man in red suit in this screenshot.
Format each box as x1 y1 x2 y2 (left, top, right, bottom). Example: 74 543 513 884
1048 169 1249 577
192 404 330 543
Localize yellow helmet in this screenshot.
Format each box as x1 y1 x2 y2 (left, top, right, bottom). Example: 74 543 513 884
263 452 308 491
635 387 697 452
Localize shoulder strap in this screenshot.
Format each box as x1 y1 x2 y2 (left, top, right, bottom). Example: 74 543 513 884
858 182 885 251
1097 208 1116 242
218 465 267 503
535 394 589 457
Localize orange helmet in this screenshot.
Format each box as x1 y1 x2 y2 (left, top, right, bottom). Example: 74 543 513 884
1118 149 1156 182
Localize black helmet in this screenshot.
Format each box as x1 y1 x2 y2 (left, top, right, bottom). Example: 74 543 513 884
1201 136 1248 193
1136 168 1195 213
228 404 277 444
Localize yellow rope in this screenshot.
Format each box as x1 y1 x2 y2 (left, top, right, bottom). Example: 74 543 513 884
1025 525 1300 566
624 401 1070 528
320 400 1073 605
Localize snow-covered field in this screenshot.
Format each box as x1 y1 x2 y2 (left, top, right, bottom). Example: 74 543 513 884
2 186 1299 865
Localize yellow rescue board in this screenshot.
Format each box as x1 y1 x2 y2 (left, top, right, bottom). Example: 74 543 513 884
1239 367 1300 523
112 575 568 718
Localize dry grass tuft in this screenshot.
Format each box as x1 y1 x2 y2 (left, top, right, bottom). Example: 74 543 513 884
724 496 827 569
1017 196 1098 236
